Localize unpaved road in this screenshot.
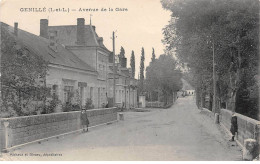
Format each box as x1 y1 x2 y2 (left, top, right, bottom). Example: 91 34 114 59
2 96 242 161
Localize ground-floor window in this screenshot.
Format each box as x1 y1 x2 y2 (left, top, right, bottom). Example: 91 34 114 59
64 86 73 103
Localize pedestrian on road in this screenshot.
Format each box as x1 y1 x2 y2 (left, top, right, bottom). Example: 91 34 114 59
230 113 238 141
81 109 89 132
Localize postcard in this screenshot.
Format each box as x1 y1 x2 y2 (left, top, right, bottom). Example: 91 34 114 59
0 0 259 161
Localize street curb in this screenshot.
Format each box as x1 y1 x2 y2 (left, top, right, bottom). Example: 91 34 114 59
2 120 118 153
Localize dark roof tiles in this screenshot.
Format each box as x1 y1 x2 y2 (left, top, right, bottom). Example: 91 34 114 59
2 22 96 73
48 25 111 52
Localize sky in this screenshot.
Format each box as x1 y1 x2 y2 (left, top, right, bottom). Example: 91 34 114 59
0 0 172 78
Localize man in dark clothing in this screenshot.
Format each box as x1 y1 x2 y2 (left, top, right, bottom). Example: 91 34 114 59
230 114 238 141
81 109 89 132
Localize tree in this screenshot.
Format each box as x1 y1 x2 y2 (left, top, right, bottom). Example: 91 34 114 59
1 23 49 117
119 46 125 58
130 50 135 78
118 46 125 67
146 54 182 105
161 0 259 119
151 47 156 62
139 47 145 93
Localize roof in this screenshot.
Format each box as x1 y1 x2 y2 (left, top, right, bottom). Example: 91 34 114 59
108 65 133 79
48 25 111 52
121 69 131 77
1 22 96 73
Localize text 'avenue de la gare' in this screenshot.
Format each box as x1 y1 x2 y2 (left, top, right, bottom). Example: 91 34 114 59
19 7 128 13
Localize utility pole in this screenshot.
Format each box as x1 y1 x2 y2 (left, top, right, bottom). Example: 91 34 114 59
212 39 220 124
112 31 116 107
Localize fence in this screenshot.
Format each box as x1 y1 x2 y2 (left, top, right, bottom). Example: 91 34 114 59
146 101 165 108
220 109 260 148
0 107 117 152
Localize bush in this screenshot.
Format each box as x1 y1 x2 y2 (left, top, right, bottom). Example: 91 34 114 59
45 95 61 114
84 98 94 110
63 102 72 112
71 104 81 111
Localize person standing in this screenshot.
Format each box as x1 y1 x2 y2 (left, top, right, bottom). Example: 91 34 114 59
230 113 238 141
80 109 89 132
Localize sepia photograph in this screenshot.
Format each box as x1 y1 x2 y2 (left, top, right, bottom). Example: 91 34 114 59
0 0 259 161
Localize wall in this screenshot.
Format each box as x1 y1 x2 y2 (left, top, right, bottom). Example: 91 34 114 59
201 108 215 119
220 109 260 147
47 65 107 108
0 107 117 151
66 47 109 108
139 96 146 108
146 101 165 108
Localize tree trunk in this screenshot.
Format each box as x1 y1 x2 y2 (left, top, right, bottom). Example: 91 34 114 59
201 89 206 108
200 90 203 109
228 46 241 113
209 93 213 111
196 87 201 108
230 90 237 112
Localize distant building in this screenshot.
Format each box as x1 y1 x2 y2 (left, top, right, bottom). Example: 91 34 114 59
186 90 195 96
108 54 138 109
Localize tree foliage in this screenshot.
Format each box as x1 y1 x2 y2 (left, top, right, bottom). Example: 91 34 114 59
151 47 156 63
146 54 183 104
130 50 135 78
119 46 125 58
139 47 145 93
1 24 49 117
118 46 125 67
161 0 259 119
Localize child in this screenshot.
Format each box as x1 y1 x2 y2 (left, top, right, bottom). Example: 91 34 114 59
230 113 238 141
81 109 89 132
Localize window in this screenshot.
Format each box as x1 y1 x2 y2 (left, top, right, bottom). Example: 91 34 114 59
103 65 105 77
64 86 73 103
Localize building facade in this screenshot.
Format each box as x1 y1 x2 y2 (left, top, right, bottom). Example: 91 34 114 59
2 18 138 110
107 57 138 109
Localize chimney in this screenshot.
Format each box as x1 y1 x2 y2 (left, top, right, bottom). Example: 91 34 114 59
92 26 96 32
76 18 85 45
97 37 103 45
48 30 58 52
40 19 48 39
14 22 18 36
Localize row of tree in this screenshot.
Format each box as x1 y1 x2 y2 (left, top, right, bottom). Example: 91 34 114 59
131 47 183 105
118 45 183 106
161 0 259 119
